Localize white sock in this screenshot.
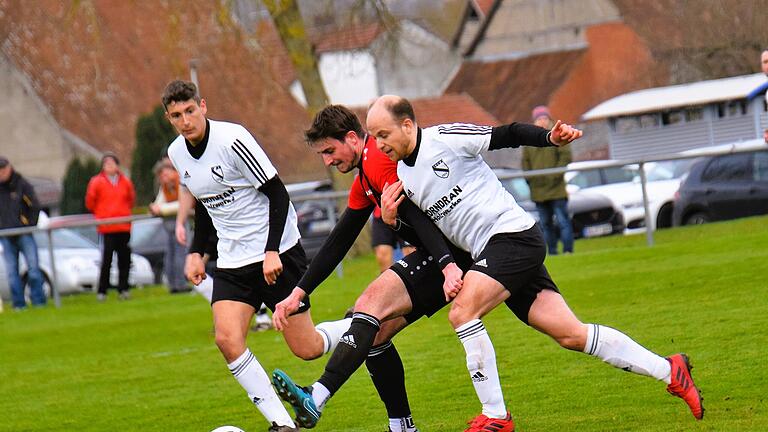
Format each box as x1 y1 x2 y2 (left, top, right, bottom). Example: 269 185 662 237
315 317 352 354
193 273 214 303
228 349 296 427
311 382 331 412
389 415 418 432
584 324 672 383
456 319 507 419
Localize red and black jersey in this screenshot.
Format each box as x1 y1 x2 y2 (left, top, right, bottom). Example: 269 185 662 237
348 135 399 211
297 134 457 295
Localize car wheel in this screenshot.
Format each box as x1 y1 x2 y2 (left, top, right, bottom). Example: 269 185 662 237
656 203 673 229
21 272 52 302
685 212 709 225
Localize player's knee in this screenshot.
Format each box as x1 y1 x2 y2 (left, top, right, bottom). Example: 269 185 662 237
354 288 386 318
289 343 322 361
553 327 587 351
214 331 245 360
448 300 473 328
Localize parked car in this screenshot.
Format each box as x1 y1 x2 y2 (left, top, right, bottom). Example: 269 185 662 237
287 180 336 259
494 169 624 239
672 149 768 226
0 227 154 301
128 218 168 284
565 159 695 232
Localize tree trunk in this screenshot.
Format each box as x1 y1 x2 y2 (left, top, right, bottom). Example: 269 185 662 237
263 0 370 257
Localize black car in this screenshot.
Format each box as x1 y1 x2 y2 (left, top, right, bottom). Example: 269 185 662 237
673 149 768 225
495 170 624 239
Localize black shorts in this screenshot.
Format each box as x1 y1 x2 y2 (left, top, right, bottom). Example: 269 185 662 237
469 224 559 324
212 243 311 313
389 247 474 323
371 216 403 248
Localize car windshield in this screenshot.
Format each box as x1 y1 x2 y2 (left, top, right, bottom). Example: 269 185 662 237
645 160 695 181
130 219 162 245
499 177 531 202
33 228 97 249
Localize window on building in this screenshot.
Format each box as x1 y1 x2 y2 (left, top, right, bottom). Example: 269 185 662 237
701 153 751 182
716 100 749 118
661 109 684 125
684 107 704 122
614 116 640 133
639 113 660 128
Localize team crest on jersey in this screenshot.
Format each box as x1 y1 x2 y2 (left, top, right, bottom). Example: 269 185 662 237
211 165 224 183
432 159 449 178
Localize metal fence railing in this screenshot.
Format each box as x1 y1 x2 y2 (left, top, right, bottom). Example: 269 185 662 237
1 141 763 307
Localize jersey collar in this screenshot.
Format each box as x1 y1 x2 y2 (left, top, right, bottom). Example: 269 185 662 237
185 118 211 160
402 128 422 167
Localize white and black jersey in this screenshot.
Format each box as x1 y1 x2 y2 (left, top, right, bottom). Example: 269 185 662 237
167 119 300 268
397 124 536 259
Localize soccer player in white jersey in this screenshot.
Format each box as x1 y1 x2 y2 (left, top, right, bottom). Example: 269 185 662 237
162 80 352 432
368 95 704 431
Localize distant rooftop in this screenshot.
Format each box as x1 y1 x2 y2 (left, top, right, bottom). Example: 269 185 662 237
583 73 767 121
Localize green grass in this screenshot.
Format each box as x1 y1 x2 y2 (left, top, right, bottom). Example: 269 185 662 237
1 216 767 431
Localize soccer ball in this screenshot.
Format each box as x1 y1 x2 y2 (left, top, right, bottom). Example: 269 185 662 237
211 426 245 432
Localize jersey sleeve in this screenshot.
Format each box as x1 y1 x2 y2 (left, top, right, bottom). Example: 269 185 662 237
230 125 278 187
347 174 373 210
435 123 493 157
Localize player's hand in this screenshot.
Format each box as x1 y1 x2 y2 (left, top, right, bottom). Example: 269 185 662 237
263 251 283 285
184 253 206 285
381 181 406 226
148 203 160 216
175 222 187 246
273 288 305 331
441 262 464 302
549 120 583 146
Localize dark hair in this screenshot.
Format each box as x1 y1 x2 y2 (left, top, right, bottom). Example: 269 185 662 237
162 80 200 109
101 151 119 166
305 105 365 144
388 97 416 123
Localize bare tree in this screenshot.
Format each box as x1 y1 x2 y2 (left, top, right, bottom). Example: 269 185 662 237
615 0 768 83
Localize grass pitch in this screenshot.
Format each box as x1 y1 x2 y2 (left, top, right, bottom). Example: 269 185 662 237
1 216 767 431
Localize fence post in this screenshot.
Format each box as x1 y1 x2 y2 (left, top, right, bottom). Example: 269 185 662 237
46 228 62 308
638 162 654 247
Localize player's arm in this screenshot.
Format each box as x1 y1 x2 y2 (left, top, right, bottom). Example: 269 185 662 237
380 181 463 301
489 121 581 150
273 205 372 330
258 175 290 285
229 126 285 284
175 186 195 245
186 199 215 285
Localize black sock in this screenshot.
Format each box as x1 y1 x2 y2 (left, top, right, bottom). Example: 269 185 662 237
318 312 380 394
366 341 411 418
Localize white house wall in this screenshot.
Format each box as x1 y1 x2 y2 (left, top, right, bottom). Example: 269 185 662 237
319 51 379 106
0 52 74 182
373 22 461 99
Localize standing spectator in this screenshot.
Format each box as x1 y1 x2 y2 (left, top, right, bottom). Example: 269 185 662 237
149 161 190 294
85 152 135 301
522 105 574 255
0 156 46 309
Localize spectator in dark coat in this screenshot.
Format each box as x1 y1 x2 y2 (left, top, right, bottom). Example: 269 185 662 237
0 156 46 309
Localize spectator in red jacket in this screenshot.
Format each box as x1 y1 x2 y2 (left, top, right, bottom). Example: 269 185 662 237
85 152 135 301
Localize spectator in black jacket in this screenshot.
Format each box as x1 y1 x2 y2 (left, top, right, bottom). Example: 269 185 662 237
0 156 46 309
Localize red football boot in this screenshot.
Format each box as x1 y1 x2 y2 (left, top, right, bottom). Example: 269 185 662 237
666 353 704 420
464 412 515 432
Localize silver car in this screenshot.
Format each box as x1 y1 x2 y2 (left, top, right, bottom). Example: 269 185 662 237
0 228 155 301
